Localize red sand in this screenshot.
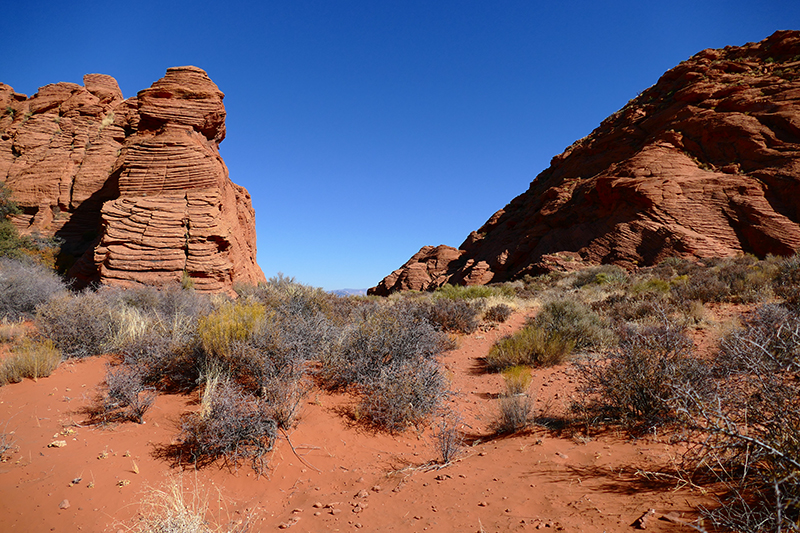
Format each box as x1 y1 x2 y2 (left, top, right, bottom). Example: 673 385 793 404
0 311 711 532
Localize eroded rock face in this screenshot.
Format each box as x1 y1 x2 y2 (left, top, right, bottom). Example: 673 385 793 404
0 66 265 293
370 30 800 295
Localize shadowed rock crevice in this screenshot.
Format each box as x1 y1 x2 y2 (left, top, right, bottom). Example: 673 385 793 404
0 66 264 293
371 30 800 295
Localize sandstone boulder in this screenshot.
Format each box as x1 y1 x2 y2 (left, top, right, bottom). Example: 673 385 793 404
0 66 264 293
370 30 800 295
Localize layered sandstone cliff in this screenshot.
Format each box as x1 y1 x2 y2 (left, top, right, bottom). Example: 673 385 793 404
0 66 265 293
371 30 800 295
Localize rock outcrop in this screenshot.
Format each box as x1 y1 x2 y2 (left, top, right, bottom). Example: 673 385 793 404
370 30 800 295
0 66 265 293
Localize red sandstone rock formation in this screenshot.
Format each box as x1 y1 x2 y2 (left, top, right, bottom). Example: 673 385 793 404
0 66 264 293
370 30 800 295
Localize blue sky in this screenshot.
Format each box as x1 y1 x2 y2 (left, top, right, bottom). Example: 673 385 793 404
2 1 798 289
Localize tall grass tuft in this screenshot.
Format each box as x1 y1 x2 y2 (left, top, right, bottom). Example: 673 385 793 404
0 338 62 384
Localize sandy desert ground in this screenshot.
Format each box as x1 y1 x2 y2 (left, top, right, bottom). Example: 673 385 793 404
0 310 714 532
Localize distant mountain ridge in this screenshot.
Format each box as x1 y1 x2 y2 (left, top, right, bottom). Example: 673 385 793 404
370 30 800 295
330 288 368 297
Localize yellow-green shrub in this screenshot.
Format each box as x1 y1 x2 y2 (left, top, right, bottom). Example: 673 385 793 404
198 301 267 358
0 338 62 384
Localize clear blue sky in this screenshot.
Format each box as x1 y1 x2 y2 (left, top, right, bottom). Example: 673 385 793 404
2 1 797 290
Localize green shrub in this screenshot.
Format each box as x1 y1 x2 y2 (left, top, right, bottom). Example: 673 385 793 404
532 297 614 352
572 265 629 288
486 326 574 371
0 338 62 384
0 258 67 320
198 300 267 359
434 283 514 300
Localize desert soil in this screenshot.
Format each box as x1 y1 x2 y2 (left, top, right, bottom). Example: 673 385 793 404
0 310 715 532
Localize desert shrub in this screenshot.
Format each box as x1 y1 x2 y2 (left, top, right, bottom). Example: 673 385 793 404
486 325 575 371
716 255 775 303
0 338 62 384
484 303 513 323
677 308 800 531
36 290 116 358
96 364 156 424
717 303 800 375
431 410 464 465
774 253 800 311
434 283 513 300
198 300 267 359
422 298 481 333
572 265 629 288
0 257 66 320
629 277 671 295
671 267 729 303
493 367 534 433
532 297 614 351
179 381 277 474
119 333 199 392
357 358 447 431
320 302 446 390
576 322 709 429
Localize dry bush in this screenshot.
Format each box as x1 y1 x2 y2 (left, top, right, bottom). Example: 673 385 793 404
95 364 156 424
36 290 115 358
575 322 709 430
179 381 277 474
319 302 446 389
675 307 800 531
0 257 66 320
422 298 481 334
493 368 534 433
774 253 800 311
484 303 513 323
432 409 464 465
358 358 447 432
0 338 62 384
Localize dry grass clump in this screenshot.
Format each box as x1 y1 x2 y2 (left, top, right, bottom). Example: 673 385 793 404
132 476 251 533
0 338 62 385
198 300 267 359
492 366 534 434
486 326 575 371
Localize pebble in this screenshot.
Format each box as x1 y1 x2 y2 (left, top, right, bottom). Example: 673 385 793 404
58 499 70 510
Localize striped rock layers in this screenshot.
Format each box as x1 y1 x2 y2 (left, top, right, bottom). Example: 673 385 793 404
0 66 264 293
371 30 800 295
